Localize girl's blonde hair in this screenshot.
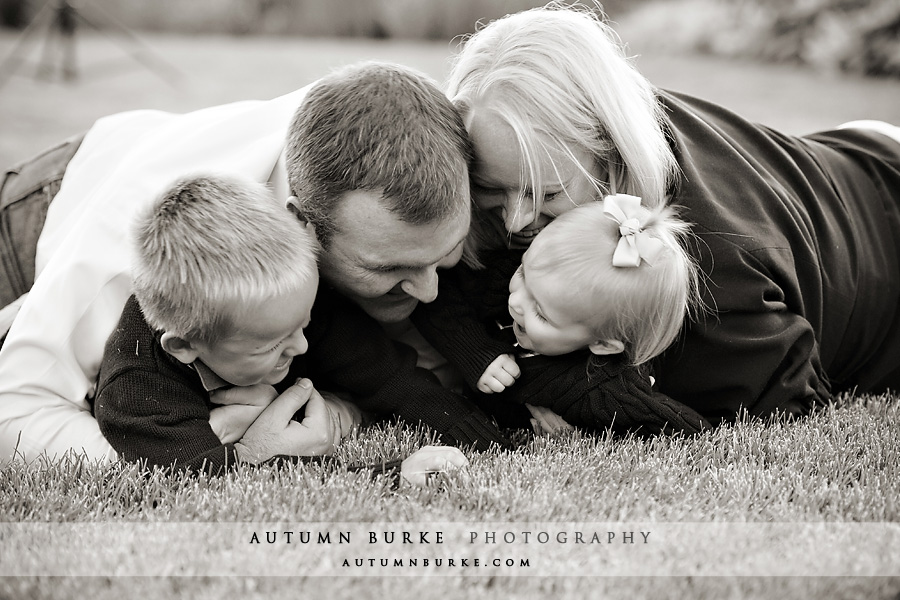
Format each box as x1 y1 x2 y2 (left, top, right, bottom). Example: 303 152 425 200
448 3 679 259
526 201 696 365
132 174 319 345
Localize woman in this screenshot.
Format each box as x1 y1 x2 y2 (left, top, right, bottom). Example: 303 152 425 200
434 4 900 427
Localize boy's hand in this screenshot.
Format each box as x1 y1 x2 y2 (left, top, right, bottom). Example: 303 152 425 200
400 445 469 487
526 403 574 436
476 354 520 393
210 384 278 407
320 392 363 440
234 379 339 463
210 404 266 444
209 384 279 444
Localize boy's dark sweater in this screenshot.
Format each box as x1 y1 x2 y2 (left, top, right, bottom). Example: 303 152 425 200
94 287 507 473
412 250 710 436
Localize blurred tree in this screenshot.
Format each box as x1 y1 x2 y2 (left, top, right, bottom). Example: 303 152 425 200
619 0 900 78
1 0 30 28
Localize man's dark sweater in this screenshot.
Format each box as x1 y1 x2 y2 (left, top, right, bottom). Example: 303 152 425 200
94 287 507 472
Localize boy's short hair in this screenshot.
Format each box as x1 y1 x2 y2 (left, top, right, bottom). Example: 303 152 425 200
284 61 473 249
132 174 318 344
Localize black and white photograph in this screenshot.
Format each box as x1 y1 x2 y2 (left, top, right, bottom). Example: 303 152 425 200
1 0 899 598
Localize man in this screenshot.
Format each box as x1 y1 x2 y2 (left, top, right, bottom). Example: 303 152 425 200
0 62 509 463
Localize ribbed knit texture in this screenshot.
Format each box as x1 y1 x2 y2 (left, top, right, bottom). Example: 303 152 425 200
414 249 711 436
94 295 239 474
303 287 509 451
94 289 509 475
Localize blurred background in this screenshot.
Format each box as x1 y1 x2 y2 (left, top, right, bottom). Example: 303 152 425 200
4 0 899 75
1 0 899 167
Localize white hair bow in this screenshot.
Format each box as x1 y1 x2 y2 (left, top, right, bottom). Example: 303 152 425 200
602 194 665 268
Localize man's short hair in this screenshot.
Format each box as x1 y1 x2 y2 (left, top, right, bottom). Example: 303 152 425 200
132 174 318 344
285 61 473 249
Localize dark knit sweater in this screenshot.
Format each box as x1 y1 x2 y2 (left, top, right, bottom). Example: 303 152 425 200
426 89 900 428
94 287 507 472
413 250 711 435
655 90 900 423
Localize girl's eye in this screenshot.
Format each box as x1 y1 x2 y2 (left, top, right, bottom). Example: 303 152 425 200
267 340 284 353
533 309 548 323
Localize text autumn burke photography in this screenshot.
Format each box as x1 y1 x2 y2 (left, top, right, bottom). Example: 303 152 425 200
247 528 652 546
246 527 652 571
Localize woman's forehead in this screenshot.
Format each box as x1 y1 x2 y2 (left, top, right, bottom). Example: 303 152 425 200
468 107 589 185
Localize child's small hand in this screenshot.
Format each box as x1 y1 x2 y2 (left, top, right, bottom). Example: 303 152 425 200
320 392 364 440
476 353 521 393
209 384 278 407
400 445 469 486
209 384 279 444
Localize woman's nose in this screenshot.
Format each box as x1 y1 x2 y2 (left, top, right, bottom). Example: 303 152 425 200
502 203 535 233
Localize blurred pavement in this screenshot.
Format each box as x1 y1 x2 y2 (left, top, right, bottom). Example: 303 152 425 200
1 29 899 168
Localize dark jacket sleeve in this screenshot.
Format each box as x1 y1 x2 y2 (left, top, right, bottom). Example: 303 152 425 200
412 252 524 391
654 235 832 425
501 353 711 436
304 288 510 451
412 264 514 391
654 90 847 422
93 296 237 474
95 369 237 473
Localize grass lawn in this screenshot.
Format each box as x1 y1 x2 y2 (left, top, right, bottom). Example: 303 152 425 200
1 19 900 600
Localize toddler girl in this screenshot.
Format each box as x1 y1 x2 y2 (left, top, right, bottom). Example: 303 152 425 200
414 191 710 435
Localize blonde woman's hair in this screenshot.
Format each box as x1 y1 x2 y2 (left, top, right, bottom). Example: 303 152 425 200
448 3 679 259
525 201 697 365
132 174 319 344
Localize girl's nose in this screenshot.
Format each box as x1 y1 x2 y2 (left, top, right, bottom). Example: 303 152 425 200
284 329 308 357
508 291 525 315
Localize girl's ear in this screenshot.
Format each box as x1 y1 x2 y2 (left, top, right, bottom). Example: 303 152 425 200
588 338 625 356
160 332 200 365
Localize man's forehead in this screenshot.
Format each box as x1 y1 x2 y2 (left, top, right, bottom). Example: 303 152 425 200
358 217 468 269
332 190 470 266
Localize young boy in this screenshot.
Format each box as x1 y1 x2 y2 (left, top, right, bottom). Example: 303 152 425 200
93 174 467 480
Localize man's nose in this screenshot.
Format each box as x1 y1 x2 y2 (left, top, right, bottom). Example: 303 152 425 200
400 267 439 304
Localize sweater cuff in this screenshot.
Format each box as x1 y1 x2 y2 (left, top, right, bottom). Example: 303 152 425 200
442 410 510 452
453 336 518 391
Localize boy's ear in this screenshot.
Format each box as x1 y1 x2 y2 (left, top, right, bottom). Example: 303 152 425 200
160 332 200 365
286 196 316 235
286 196 307 224
588 339 625 356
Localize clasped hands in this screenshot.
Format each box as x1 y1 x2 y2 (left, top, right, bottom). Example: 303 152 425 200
209 378 467 484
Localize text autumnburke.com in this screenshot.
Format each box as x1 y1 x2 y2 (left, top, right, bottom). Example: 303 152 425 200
248 530 652 545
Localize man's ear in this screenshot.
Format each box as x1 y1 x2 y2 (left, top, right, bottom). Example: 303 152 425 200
160 332 200 365
588 339 625 356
